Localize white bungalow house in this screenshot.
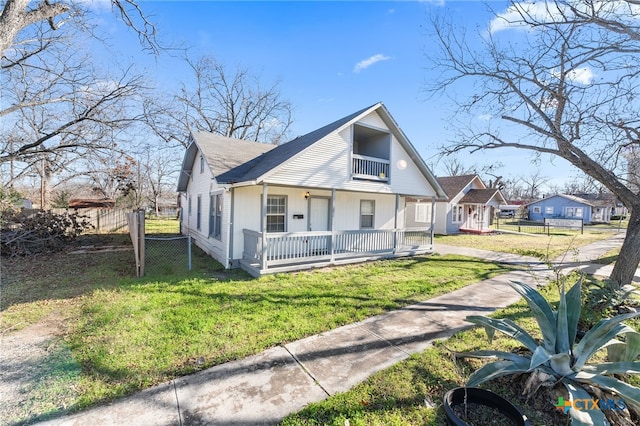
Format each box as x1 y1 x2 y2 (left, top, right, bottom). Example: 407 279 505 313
434 174 506 234
177 103 448 276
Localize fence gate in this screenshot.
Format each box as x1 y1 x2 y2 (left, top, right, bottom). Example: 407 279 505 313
144 235 192 276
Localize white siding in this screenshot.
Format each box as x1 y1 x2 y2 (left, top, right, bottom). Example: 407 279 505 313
358 111 387 129
181 150 231 267
230 187 404 260
266 112 437 197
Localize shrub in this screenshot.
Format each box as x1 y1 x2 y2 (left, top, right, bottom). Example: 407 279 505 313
458 278 640 425
1 209 92 257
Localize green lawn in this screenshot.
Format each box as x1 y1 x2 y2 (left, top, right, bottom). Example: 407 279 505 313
435 228 616 260
283 277 640 425
1 235 511 423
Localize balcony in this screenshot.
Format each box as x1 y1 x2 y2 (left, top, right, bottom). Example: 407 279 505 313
352 154 390 182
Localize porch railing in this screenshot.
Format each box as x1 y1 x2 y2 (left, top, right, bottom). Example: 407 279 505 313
243 228 432 270
352 154 390 181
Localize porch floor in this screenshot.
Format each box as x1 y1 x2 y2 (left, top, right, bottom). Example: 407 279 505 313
459 227 495 235
239 248 433 277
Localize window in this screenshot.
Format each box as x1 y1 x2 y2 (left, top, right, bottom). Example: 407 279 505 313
545 206 554 214
533 206 542 214
196 195 202 230
266 195 286 232
209 194 222 239
566 207 583 218
200 155 204 174
452 205 463 223
415 203 430 223
360 200 375 229
188 196 192 216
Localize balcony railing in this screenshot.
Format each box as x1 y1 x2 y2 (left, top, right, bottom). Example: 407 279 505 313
352 154 390 181
242 228 432 273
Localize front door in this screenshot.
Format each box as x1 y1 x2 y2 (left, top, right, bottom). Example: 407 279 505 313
308 197 329 231
308 197 330 255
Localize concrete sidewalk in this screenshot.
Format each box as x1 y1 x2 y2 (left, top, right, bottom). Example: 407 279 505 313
38 235 630 426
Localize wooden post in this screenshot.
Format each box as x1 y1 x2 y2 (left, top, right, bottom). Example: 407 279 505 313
261 183 268 272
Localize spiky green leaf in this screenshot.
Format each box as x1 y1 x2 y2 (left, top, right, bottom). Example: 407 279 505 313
465 315 538 351
574 372 640 413
581 361 640 376
565 277 583 347
562 379 609 426
529 345 552 371
467 359 530 387
508 281 557 351
574 313 640 370
557 282 571 354
456 350 531 365
607 342 627 363
621 331 640 362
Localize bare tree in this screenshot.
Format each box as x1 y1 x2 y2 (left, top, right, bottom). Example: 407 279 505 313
0 0 158 57
426 0 640 286
439 157 476 176
139 147 180 216
149 55 293 147
1 1 155 197
519 170 549 200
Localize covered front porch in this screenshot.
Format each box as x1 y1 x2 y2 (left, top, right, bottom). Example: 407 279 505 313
240 227 433 276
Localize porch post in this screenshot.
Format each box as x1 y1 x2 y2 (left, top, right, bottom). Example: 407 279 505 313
261 183 268 271
430 197 436 250
330 189 336 262
393 194 399 254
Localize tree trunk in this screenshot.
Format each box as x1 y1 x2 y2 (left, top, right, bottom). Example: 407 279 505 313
609 207 640 288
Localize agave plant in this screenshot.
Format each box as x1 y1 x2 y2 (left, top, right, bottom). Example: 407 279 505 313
459 278 640 425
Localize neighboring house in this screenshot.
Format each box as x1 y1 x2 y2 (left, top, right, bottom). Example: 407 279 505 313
177 102 448 276
526 194 613 224
434 174 506 234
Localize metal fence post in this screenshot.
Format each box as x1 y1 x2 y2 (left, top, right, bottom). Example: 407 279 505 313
188 235 192 271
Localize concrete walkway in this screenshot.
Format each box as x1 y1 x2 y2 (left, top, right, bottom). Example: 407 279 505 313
38 234 634 426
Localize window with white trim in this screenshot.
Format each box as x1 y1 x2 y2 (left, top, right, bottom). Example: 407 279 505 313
209 194 222 239
196 195 202 230
545 206 554 214
266 195 286 232
200 155 204 174
415 203 430 223
452 205 463 223
533 206 542 214
360 200 375 229
566 207 583 218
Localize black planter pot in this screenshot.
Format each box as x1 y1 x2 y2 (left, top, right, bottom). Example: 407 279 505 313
443 387 531 426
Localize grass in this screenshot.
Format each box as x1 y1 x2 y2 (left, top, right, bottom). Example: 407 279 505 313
144 216 180 234
435 228 615 260
1 225 511 423
283 277 640 425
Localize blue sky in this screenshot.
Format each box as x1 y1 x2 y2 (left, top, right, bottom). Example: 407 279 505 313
95 0 584 191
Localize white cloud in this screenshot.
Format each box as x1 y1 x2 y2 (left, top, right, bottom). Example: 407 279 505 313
490 1 640 34
353 54 391 73
489 2 564 34
553 67 595 85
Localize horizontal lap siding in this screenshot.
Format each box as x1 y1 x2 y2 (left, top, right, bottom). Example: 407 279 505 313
266 130 351 187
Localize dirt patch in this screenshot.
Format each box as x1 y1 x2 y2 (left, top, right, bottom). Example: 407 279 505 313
0 312 79 425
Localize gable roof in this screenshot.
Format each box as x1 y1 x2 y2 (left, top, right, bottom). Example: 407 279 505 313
436 174 481 199
218 104 374 184
177 133 275 191
459 188 506 205
526 193 598 207
178 103 447 199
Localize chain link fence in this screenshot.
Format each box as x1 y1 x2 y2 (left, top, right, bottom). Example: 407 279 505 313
144 235 192 276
